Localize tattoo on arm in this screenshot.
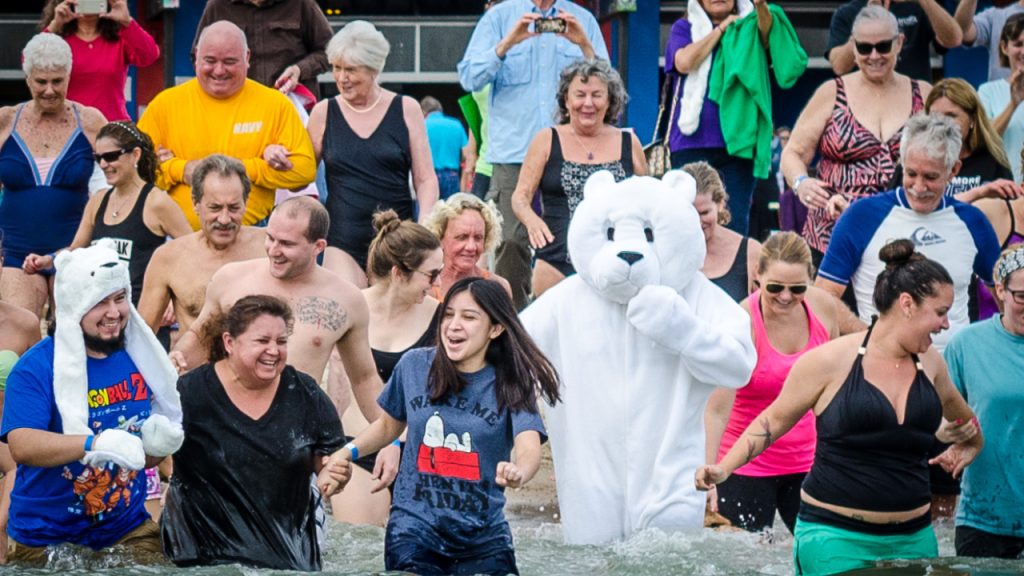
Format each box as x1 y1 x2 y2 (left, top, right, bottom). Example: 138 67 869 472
745 440 757 464
751 417 774 452
295 297 347 331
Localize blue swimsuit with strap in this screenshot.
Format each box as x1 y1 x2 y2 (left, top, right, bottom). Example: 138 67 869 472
0 104 93 270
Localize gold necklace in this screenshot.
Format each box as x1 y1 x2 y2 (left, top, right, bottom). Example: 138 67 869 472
109 188 138 218
343 90 383 114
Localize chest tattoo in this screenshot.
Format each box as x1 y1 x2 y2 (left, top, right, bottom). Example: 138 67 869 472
295 296 347 331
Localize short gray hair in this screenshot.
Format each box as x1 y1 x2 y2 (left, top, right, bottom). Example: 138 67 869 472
555 58 628 125
327 21 390 73
900 113 962 173
22 33 72 76
420 96 442 115
852 4 899 38
191 154 251 205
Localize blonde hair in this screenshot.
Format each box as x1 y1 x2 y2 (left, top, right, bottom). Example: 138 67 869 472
423 193 503 254
926 78 1010 170
994 241 1024 285
681 161 731 226
757 231 814 278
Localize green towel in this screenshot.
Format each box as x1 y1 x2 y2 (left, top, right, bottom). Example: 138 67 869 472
709 4 807 178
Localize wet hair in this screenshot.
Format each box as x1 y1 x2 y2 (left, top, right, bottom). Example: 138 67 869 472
327 20 390 73
423 193 503 254
22 33 72 76
852 4 899 39
191 154 251 205
427 277 560 413
925 78 1010 169
757 231 814 278
367 210 441 282
682 161 731 226
900 113 962 173
999 14 1024 68
202 295 293 363
97 122 161 184
40 0 121 42
420 96 442 115
555 57 627 125
276 196 330 242
873 239 953 314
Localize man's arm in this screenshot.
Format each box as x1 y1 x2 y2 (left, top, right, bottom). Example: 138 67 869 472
334 294 385 423
457 11 539 92
137 245 175 333
919 0 963 48
7 429 90 469
294 3 333 82
954 0 980 44
814 276 867 334
825 6 856 75
241 103 317 191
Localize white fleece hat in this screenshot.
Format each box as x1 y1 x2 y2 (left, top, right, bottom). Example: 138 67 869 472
53 240 182 436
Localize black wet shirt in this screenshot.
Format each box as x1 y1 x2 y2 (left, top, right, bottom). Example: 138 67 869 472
161 363 344 571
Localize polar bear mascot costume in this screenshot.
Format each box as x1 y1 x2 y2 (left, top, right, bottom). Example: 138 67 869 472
53 240 184 469
521 170 756 545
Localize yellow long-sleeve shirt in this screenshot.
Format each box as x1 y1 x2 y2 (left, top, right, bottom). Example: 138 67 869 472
138 79 316 229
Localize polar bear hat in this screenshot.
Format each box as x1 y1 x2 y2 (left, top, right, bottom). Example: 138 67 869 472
567 170 706 304
53 240 182 441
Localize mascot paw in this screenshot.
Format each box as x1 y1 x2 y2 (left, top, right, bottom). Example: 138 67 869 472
82 429 146 470
141 414 184 457
627 285 695 350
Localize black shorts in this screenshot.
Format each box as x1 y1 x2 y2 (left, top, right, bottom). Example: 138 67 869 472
956 525 1024 559
717 472 806 535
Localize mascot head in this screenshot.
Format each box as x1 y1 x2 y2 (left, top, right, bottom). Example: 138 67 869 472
567 170 706 304
53 240 182 436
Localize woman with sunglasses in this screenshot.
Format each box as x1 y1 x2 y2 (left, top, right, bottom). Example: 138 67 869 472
704 231 839 536
684 161 761 302
330 210 443 527
697 239 982 576
782 5 929 266
23 121 191 306
320 277 560 576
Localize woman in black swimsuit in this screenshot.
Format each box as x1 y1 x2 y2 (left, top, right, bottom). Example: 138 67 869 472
697 239 982 576
331 210 442 526
511 58 647 298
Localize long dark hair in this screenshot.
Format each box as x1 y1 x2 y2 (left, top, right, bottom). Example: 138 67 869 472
40 0 122 42
97 121 161 185
427 278 560 414
201 295 294 363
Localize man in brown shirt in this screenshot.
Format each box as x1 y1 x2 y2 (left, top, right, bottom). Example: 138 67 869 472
192 0 334 98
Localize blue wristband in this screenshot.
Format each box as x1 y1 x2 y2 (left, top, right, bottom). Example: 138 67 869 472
392 439 402 447
344 442 358 461
84 435 94 452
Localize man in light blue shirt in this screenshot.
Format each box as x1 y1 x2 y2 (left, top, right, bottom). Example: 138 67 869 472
458 0 608 309
421 96 469 200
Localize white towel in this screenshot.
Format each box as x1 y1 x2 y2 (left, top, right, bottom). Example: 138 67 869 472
677 0 753 136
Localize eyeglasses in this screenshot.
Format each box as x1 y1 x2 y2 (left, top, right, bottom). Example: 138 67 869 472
414 267 444 284
93 148 132 164
763 282 808 295
854 36 898 55
1006 287 1024 305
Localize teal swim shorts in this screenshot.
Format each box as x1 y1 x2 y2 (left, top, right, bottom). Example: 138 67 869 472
793 517 938 576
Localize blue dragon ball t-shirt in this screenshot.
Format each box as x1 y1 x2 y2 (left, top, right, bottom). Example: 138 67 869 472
379 347 547 558
1 337 153 550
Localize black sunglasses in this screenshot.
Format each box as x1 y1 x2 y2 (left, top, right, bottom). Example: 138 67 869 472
93 148 132 164
854 36 898 56
764 282 808 295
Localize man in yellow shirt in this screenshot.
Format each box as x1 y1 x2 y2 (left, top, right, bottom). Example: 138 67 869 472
139 20 316 229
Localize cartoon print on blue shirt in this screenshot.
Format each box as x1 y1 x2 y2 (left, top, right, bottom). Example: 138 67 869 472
417 412 481 481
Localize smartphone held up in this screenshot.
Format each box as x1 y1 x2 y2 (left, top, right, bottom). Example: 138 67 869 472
535 17 567 34
75 0 109 14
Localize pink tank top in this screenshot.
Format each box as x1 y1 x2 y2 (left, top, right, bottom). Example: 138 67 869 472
717 290 830 476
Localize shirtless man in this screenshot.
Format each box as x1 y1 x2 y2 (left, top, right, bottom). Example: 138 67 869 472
138 155 267 334
171 195 399 482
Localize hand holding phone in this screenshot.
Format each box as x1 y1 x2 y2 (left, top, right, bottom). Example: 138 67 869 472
75 0 108 15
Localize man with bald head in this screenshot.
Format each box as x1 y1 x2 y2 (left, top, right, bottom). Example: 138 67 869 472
138 21 316 230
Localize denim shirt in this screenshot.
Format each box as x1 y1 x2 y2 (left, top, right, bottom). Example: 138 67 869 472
457 0 608 164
